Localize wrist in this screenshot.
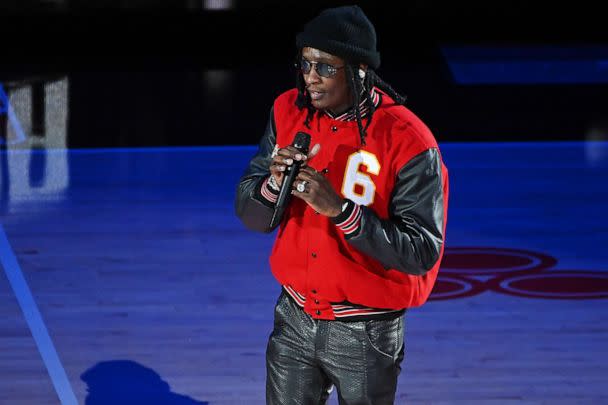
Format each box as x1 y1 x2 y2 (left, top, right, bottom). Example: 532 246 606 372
267 174 281 192
328 201 345 218
331 199 362 238
259 176 279 204
330 199 351 221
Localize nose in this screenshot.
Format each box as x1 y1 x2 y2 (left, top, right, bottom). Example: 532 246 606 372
304 65 322 85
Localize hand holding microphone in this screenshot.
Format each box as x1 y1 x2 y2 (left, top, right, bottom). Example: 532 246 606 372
269 132 318 226
269 132 343 221
269 135 319 190
270 132 312 219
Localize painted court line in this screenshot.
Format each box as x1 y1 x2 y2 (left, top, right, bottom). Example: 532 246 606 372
0 225 77 405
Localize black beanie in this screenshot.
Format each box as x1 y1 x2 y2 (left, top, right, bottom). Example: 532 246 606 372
296 5 380 69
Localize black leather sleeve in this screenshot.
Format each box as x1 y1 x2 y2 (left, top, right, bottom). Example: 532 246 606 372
348 148 445 275
234 107 281 233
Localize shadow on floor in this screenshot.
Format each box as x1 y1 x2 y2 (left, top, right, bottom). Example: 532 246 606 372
81 360 208 405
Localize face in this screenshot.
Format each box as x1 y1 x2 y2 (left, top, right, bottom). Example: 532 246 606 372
300 47 352 114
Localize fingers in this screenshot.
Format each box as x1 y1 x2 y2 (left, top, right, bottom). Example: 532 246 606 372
272 144 318 164
291 178 313 198
295 167 319 182
270 145 314 181
292 167 324 197
276 146 308 162
308 143 321 160
298 144 320 169
269 143 321 186
293 143 321 169
299 164 324 177
291 169 328 203
270 161 287 174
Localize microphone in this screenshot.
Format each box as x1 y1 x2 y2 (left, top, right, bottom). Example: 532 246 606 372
270 131 311 227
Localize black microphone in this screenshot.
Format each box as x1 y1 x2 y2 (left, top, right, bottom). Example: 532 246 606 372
270 131 311 227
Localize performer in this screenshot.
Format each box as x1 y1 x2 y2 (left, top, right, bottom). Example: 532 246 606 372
235 5 449 404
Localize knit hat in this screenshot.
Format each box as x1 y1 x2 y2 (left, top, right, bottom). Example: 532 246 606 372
296 5 380 69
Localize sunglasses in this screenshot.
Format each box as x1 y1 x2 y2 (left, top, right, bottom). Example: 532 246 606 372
297 58 345 78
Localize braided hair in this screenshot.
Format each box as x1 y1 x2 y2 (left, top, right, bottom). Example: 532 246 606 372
295 54 407 146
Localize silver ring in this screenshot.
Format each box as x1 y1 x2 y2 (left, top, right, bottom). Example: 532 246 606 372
296 181 307 193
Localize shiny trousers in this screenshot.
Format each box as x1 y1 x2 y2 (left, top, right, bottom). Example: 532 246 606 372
266 292 405 405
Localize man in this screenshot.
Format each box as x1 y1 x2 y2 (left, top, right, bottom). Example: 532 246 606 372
235 5 449 404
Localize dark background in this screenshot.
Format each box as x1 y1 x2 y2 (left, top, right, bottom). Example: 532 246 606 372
1 0 607 147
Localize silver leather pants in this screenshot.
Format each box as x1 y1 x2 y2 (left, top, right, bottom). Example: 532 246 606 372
266 292 405 404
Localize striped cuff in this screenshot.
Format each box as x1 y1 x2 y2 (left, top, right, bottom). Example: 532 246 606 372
331 199 362 238
259 176 279 204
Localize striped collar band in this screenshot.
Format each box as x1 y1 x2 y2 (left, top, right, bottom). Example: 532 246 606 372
324 88 381 122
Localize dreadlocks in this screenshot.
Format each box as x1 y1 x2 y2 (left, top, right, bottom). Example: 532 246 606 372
295 58 408 146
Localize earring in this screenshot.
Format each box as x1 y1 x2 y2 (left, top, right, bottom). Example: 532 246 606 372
358 69 366 79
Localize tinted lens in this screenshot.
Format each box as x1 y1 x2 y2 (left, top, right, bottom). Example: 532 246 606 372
299 59 337 77
316 63 332 77
300 59 311 74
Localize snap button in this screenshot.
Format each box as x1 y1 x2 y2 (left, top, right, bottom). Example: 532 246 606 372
331 126 338 132
316 310 321 315
315 299 320 304
311 252 317 258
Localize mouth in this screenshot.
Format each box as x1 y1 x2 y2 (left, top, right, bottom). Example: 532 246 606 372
307 89 325 101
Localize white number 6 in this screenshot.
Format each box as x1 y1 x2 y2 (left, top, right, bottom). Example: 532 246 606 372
341 151 380 206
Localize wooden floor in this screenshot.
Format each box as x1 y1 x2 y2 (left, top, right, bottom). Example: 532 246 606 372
1 142 607 404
